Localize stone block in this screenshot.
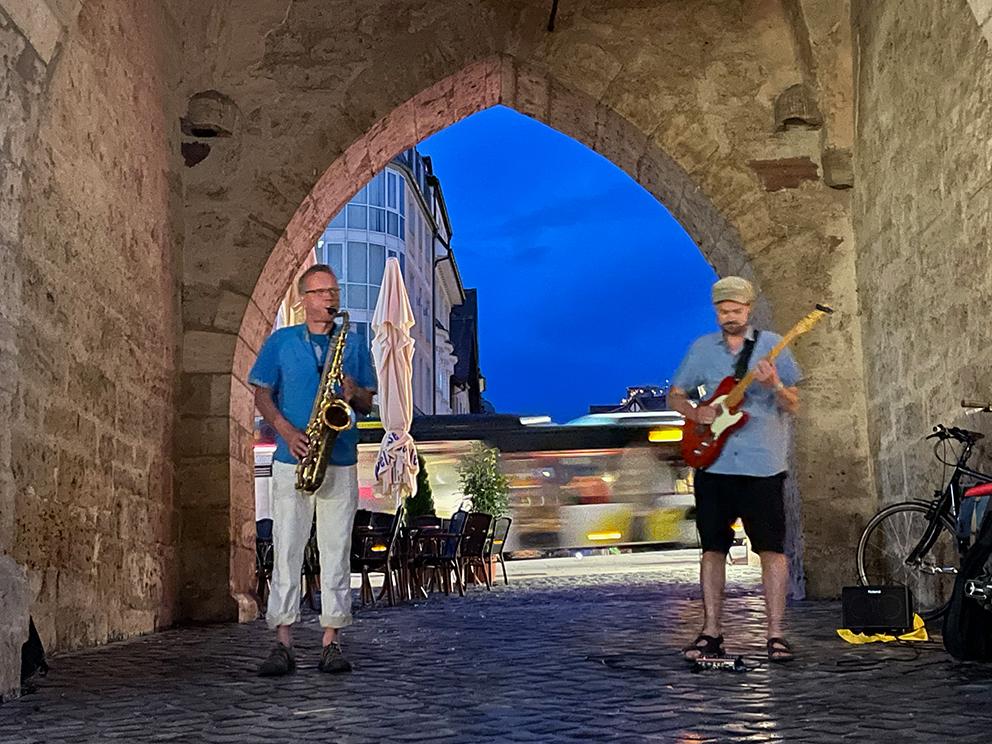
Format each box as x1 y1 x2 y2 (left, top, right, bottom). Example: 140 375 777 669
408 76 452 143
236 298 269 353
176 416 230 458
366 99 418 173
450 57 501 121
594 105 648 181
177 456 230 509
182 330 237 375
513 63 549 120
546 78 598 152
1 0 60 63
0 554 28 701
968 0 992 27
822 146 853 189
179 373 231 417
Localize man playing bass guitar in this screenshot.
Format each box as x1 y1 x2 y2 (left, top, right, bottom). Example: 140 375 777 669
668 276 802 663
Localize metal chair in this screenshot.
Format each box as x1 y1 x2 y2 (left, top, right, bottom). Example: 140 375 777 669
411 509 468 596
485 516 512 586
352 505 405 607
459 512 494 590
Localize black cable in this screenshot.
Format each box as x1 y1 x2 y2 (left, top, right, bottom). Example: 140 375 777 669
547 0 559 32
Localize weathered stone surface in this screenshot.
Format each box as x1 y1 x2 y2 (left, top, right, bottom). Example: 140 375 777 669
853 0 992 511
0 554 28 701
0 0 61 63
2 0 184 696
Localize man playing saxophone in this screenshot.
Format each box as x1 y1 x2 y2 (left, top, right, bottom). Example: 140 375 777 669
250 264 376 676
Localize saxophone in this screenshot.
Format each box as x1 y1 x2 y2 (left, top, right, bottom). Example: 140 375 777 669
295 310 355 493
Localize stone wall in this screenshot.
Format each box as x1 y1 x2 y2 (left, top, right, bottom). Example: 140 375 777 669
853 0 992 502
1 0 184 689
0 0 53 702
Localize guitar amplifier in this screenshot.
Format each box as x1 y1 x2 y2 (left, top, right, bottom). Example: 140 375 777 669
841 585 914 633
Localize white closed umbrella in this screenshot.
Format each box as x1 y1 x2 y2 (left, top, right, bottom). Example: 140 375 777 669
371 257 419 505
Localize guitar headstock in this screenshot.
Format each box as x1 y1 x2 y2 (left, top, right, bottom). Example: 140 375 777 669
784 305 834 341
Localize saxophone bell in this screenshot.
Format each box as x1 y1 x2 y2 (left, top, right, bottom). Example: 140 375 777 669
321 398 353 431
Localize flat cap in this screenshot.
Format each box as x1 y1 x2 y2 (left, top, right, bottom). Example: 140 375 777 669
712 276 755 305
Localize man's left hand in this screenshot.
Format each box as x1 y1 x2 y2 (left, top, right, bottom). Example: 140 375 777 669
753 359 780 388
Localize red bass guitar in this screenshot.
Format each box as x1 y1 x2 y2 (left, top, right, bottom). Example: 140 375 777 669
680 305 833 469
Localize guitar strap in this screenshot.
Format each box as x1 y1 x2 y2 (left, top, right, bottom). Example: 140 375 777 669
733 331 760 381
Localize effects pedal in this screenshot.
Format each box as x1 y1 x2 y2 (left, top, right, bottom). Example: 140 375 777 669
692 654 747 673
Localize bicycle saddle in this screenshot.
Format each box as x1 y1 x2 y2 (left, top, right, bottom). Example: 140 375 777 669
964 483 992 499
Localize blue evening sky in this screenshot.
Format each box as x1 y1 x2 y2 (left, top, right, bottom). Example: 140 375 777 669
419 106 716 423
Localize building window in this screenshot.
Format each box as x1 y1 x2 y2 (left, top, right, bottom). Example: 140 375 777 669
330 210 345 228
347 242 368 282
347 204 367 229
327 243 343 277
369 172 386 207
387 172 397 209
387 211 399 237
370 243 386 284
369 207 386 232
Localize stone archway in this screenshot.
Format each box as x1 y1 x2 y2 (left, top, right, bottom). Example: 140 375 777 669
176 0 874 622
206 56 768 622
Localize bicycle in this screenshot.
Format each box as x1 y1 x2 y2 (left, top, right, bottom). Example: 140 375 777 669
856 401 992 620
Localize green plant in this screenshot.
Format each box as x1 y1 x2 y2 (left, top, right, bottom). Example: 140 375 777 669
405 451 435 518
457 442 509 516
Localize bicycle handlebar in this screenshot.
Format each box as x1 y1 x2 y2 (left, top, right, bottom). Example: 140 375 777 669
961 400 992 412
927 424 985 443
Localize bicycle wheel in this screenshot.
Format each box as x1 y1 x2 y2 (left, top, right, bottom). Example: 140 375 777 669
857 501 959 620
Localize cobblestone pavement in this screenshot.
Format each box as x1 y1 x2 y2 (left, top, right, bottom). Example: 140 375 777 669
2 552 992 743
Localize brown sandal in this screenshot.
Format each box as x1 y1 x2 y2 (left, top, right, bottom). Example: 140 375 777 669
767 637 795 662
682 633 725 661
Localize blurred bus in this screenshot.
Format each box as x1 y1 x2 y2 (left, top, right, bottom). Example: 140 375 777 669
254 414 701 555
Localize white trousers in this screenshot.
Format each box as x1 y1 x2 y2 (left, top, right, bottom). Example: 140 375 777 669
267 461 358 630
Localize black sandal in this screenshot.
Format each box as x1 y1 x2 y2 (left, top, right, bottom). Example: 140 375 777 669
682 633 725 661
767 637 795 662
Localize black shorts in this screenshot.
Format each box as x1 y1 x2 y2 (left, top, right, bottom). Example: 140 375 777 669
693 470 787 554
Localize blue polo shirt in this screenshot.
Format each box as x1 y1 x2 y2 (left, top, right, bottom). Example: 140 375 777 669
249 323 377 466
671 327 802 477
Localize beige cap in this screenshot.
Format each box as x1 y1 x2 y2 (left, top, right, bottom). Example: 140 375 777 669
712 276 755 305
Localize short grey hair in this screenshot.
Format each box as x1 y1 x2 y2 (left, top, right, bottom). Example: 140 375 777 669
297 264 337 294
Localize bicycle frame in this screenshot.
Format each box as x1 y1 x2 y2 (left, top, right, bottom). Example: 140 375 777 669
906 438 992 568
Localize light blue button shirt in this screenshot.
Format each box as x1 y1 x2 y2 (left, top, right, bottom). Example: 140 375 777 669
671 327 802 476
249 323 377 466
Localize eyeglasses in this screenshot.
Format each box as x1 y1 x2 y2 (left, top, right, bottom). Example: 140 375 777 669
303 288 341 296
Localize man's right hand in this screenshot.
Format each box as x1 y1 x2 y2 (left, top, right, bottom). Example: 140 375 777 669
281 426 310 460
692 405 717 425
